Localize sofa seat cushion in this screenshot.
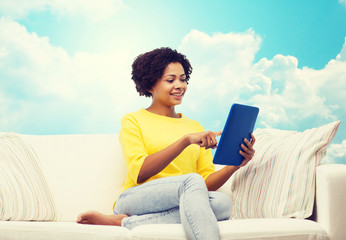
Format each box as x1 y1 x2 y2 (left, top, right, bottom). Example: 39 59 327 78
0 221 129 240
130 218 328 240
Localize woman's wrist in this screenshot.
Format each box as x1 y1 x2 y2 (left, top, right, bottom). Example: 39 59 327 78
224 165 240 172
182 134 192 146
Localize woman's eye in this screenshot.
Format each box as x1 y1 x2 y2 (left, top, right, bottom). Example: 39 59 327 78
167 79 174 83
181 79 187 82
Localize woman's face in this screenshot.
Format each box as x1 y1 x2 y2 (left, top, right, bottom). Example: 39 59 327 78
149 62 187 107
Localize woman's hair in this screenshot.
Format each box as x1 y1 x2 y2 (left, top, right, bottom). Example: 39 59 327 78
131 47 192 97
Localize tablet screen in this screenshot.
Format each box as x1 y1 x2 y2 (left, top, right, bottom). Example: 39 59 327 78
213 103 259 166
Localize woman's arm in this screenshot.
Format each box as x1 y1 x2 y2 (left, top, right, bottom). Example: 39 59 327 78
137 136 190 183
205 165 240 191
137 131 222 183
205 135 256 191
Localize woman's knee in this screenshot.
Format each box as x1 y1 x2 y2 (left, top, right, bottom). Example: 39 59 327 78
178 173 208 196
209 192 232 221
183 173 206 187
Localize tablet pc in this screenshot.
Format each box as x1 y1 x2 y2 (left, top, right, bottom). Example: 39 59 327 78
213 103 259 166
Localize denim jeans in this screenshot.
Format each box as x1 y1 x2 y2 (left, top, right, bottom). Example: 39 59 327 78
113 173 232 240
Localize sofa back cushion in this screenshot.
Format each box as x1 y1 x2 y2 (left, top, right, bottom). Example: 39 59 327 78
230 121 340 219
22 134 127 221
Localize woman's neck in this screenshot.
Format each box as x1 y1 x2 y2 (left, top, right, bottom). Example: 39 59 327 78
146 105 180 118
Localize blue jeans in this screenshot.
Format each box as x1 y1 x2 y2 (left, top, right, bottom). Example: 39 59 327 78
113 173 232 240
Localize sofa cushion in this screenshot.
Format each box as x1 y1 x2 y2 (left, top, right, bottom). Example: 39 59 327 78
21 134 127 221
0 133 57 221
0 221 129 240
129 219 328 240
230 121 340 219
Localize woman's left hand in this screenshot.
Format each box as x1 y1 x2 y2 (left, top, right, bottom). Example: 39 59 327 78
239 133 256 167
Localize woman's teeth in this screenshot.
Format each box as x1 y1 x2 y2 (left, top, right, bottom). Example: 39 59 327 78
171 92 184 96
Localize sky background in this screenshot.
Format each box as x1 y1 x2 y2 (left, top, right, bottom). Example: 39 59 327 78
0 0 346 164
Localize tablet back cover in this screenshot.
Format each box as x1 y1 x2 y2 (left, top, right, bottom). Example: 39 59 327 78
213 104 259 166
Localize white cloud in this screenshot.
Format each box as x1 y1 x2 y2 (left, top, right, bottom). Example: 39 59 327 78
323 140 346 164
178 29 262 118
50 0 127 22
339 0 346 6
0 17 73 99
178 30 346 164
0 0 47 19
0 0 127 21
178 30 346 133
248 54 344 128
0 17 142 134
336 37 346 61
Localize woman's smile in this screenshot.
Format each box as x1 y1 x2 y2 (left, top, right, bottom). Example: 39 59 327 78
170 90 185 99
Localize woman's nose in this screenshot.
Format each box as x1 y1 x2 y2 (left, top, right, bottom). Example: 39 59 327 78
174 80 184 89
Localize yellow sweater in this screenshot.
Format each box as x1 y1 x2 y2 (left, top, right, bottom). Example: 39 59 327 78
119 109 215 192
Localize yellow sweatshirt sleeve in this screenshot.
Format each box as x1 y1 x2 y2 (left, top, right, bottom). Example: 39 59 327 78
119 114 148 187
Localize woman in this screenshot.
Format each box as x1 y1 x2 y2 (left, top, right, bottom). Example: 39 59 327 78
77 48 255 240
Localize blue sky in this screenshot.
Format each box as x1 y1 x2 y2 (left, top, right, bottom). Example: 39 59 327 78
0 0 346 164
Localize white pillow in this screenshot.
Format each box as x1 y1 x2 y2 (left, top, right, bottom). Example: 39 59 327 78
230 121 340 219
0 133 57 221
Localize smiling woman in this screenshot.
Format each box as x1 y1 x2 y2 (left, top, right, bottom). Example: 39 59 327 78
76 47 256 240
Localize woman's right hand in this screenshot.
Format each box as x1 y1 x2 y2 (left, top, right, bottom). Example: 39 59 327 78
186 131 222 149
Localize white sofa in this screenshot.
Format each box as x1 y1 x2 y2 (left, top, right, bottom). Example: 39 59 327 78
0 133 346 240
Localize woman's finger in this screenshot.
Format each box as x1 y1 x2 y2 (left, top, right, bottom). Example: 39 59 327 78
244 138 254 151
239 150 251 160
214 131 222 137
241 143 252 154
211 135 218 148
205 136 212 149
250 134 256 145
199 137 207 147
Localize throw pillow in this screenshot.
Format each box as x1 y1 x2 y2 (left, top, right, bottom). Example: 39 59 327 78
0 133 57 221
230 121 340 219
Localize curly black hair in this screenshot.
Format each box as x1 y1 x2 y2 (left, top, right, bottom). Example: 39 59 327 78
131 47 192 97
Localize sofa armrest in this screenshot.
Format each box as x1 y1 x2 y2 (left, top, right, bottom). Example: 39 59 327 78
315 164 346 240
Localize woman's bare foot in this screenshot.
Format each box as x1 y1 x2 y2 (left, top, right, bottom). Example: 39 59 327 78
76 210 128 226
